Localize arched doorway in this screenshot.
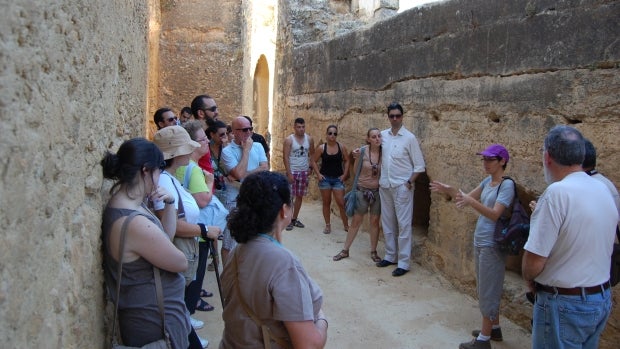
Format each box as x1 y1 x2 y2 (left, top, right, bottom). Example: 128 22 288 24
252 55 270 148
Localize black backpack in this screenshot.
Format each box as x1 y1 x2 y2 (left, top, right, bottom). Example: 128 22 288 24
493 177 530 255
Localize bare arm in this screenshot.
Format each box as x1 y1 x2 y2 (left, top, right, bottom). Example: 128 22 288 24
308 136 316 175
114 216 188 273
229 139 253 180
154 210 221 240
311 144 324 180
340 144 350 181
456 191 508 221
522 250 547 286
284 318 327 349
283 136 293 183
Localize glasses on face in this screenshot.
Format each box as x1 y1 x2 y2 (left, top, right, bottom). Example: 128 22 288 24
203 106 218 113
235 127 253 133
327 132 338 136
166 116 178 123
195 137 208 143
388 113 402 119
482 156 501 162
371 164 378 177
217 132 227 138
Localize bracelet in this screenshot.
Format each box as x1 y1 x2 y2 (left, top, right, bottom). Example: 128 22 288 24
164 198 175 205
197 223 209 240
315 318 328 329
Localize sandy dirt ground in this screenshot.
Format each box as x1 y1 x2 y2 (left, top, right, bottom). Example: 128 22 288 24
194 202 531 349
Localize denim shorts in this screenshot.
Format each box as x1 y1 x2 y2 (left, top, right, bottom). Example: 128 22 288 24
318 176 345 190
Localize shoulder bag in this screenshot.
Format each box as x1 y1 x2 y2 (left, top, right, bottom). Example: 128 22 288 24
111 211 172 349
344 147 365 217
493 176 530 255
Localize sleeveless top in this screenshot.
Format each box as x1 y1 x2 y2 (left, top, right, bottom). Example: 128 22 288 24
288 134 310 171
320 142 344 177
102 206 191 349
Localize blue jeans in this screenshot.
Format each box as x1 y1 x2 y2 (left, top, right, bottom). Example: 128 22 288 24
532 287 611 349
318 176 344 190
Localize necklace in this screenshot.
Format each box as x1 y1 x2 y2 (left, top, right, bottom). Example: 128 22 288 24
368 146 381 177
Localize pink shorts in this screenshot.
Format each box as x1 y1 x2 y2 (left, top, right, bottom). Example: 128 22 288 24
291 170 310 197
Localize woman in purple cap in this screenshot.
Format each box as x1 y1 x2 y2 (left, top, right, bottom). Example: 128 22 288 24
430 144 515 349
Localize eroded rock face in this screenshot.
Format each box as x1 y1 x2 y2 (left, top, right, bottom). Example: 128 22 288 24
0 1 151 347
273 0 620 346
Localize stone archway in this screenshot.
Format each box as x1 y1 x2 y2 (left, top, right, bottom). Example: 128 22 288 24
252 55 270 143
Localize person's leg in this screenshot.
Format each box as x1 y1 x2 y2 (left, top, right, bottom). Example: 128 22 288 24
188 327 205 349
319 187 333 232
342 214 364 250
379 187 397 262
394 184 414 270
189 240 210 311
476 247 505 340
293 195 303 220
369 213 380 253
332 188 348 231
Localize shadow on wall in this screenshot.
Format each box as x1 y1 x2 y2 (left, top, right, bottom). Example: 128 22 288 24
413 172 431 232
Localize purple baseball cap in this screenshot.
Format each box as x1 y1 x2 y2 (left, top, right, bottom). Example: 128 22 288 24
477 144 509 163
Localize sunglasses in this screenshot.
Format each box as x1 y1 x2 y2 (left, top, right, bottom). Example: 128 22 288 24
166 116 178 122
299 145 305 156
327 132 338 136
203 106 218 112
388 114 402 119
371 164 378 177
217 132 227 137
235 127 253 133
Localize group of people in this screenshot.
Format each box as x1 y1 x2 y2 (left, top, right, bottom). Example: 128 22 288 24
101 96 619 349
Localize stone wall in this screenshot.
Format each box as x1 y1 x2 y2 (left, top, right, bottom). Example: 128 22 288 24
0 1 152 347
274 0 620 346
152 0 244 135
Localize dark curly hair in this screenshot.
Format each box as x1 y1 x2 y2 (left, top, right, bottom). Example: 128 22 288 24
100 138 164 196
227 172 291 243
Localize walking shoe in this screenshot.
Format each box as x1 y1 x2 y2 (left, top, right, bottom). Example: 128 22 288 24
376 259 397 267
190 316 204 330
459 338 491 349
198 335 209 348
293 219 305 228
392 267 409 277
471 328 503 341
286 220 295 231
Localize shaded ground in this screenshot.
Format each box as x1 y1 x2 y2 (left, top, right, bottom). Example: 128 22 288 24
195 202 530 348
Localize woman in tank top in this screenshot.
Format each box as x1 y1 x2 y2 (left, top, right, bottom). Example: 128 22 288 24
100 138 192 348
311 125 350 234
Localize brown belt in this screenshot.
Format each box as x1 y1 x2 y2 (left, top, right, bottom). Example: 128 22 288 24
536 281 610 296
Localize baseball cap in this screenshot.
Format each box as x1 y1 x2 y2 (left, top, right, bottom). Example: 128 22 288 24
153 125 200 160
476 144 509 163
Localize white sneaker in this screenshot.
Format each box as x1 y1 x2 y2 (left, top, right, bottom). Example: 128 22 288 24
190 316 204 330
199 335 209 348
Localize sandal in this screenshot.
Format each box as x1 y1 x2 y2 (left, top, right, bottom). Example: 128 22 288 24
196 299 215 312
323 224 331 234
370 251 381 263
200 289 213 298
344 225 349 232
333 250 349 261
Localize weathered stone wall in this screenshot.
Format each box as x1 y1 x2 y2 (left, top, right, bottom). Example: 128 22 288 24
152 0 244 134
0 1 152 347
274 0 620 346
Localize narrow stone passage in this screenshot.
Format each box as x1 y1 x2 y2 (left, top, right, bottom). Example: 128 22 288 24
196 202 530 348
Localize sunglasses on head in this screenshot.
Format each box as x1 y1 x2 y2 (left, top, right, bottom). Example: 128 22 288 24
236 127 253 133
388 113 402 119
203 106 218 112
327 131 338 136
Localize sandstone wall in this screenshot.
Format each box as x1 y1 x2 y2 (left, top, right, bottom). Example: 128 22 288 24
152 0 244 134
0 1 152 347
274 0 620 345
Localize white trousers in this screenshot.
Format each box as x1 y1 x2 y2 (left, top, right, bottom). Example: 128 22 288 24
379 184 414 270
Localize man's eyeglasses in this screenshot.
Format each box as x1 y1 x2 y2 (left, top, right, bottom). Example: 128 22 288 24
166 116 178 123
327 132 338 136
203 106 218 112
217 132 227 138
388 113 402 119
235 127 253 133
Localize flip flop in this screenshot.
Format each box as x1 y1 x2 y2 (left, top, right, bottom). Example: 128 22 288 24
200 289 213 298
196 299 215 312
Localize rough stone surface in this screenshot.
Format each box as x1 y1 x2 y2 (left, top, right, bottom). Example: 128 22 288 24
0 1 151 348
274 0 620 347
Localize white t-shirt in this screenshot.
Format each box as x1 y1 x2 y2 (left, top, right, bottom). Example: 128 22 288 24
524 171 618 287
153 171 200 225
